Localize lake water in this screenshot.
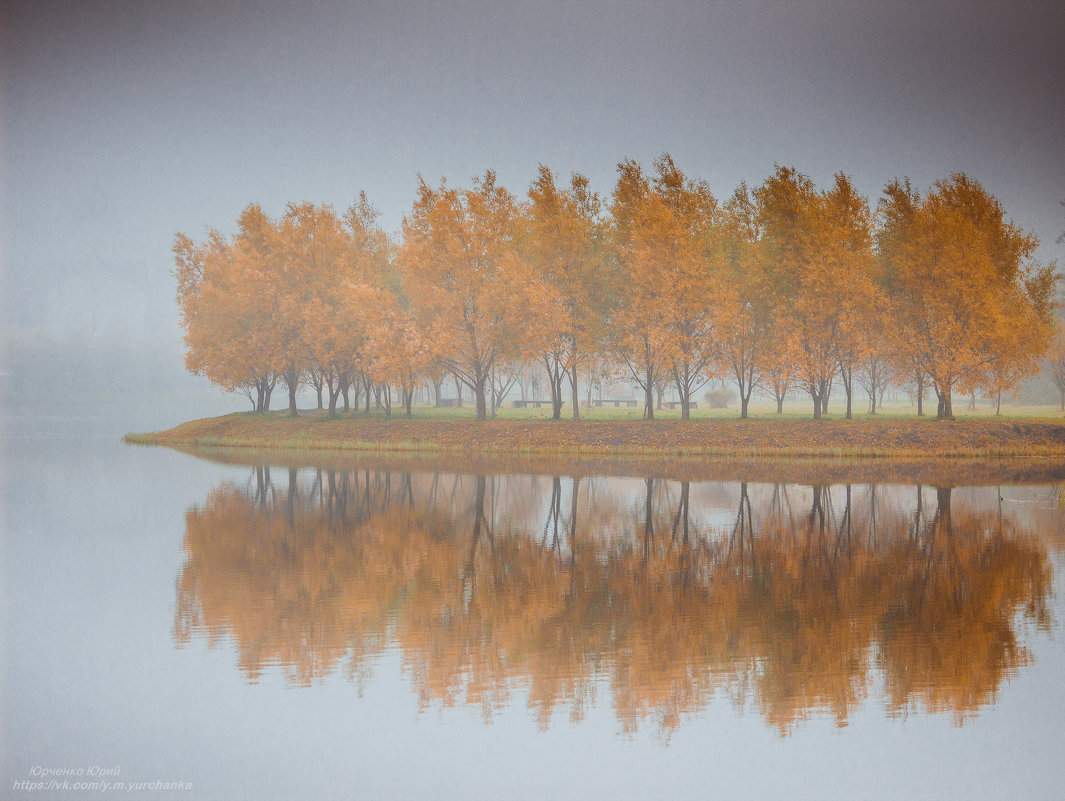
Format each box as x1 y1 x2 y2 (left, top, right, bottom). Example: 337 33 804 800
3 423 1065 799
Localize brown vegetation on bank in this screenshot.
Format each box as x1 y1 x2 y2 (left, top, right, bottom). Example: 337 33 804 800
127 412 1065 463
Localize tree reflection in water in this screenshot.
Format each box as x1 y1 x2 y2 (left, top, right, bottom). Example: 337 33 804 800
174 466 1054 735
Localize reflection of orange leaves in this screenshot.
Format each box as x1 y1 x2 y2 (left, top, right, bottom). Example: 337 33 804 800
176 472 1052 737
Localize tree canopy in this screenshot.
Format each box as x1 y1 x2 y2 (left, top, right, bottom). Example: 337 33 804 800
175 160 1057 420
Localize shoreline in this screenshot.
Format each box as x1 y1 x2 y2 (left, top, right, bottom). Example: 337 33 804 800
125 410 1065 461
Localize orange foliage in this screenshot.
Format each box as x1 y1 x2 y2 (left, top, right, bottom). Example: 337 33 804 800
176 469 1052 736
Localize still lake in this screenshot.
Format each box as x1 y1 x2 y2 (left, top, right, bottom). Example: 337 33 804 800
3 420 1065 800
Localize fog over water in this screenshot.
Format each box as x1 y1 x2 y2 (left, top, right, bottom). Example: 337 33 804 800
2 0 1064 415
2 8 1065 794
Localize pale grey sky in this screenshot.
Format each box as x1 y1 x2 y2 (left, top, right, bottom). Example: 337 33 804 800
2 0 1064 341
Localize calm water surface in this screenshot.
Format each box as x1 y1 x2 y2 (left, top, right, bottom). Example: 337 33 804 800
3 425 1065 799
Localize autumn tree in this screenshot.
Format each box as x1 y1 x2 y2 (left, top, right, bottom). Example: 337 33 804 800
305 194 392 418
399 171 534 420
1048 325 1065 411
757 168 829 418
609 156 717 420
879 174 1057 419
524 166 608 420
358 286 434 419
649 155 720 420
174 205 284 412
821 174 880 419
715 182 775 419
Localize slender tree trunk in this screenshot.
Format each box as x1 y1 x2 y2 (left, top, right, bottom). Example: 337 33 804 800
454 376 463 407
405 388 413 417
644 366 655 421
1060 388 1064 412
544 355 563 420
995 389 1002 416
841 366 853 419
675 364 691 420
383 384 391 421
736 368 749 420
490 366 497 419
570 363 580 421
433 377 443 407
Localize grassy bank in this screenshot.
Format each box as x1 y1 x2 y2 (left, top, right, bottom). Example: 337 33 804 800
125 408 1065 460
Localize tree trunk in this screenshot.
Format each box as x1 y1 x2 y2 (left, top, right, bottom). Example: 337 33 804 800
454 376 463 407
327 385 341 419
916 373 924 416
544 356 563 421
405 388 413 417
644 367 655 420
995 388 1002 416
937 390 954 420
475 380 488 421
433 377 443 407
841 366 853 419
675 364 691 420
285 367 299 417
341 380 350 412
740 392 750 420
256 383 265 413
264 383 274 412
570 363 580 421
490 367 497 419
810 384 822 420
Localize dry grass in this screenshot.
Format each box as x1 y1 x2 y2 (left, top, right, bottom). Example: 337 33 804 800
125 409 1065 460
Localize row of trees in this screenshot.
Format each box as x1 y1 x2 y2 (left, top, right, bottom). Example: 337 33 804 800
174 158 1058 420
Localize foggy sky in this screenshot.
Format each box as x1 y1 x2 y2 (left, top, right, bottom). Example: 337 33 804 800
2 0 1064 343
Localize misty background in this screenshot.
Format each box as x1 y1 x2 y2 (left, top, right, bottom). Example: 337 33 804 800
2 0 1064 433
